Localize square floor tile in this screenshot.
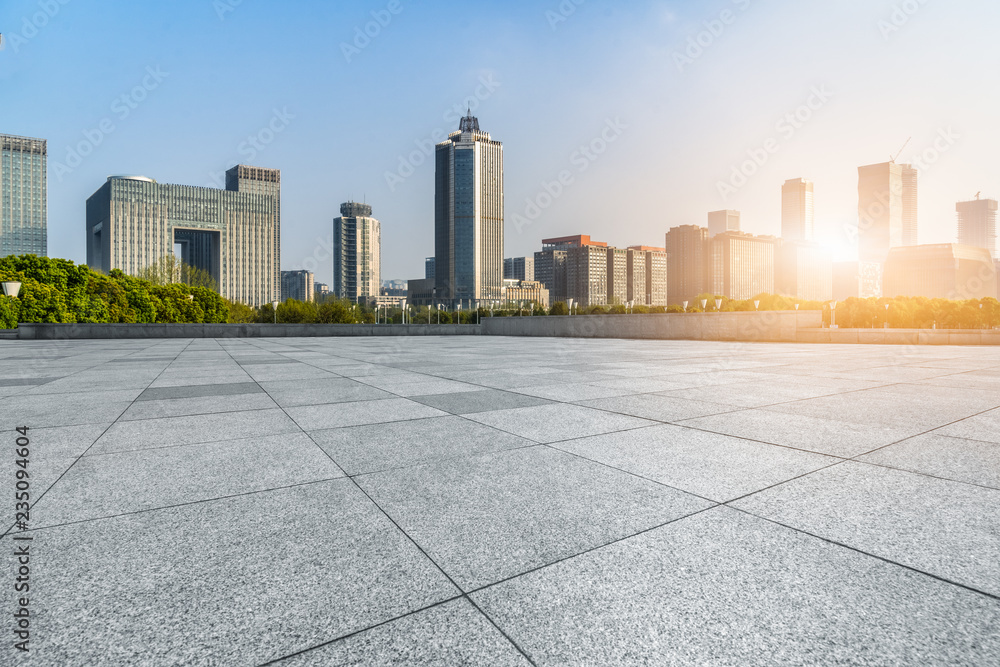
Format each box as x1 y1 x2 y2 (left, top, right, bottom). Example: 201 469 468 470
35 432 343 526
473 507 1000 666
358 446 713 590
311 416 533 475
859 433 1000 489
410 389 552 415
554 424 836 502
680 408 919 458
733 461 1000 596
276 599 529 666
90 409 301 454
287 398 447 431
464 403 655 444
19 480 458 665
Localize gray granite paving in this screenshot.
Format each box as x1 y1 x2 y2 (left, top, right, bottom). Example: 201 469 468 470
1 336 999 665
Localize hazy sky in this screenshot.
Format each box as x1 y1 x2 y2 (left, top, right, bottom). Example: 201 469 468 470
3 0 998 284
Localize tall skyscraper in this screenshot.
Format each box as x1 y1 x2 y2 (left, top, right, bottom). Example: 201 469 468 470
956 197 998 259
86 165 280 306
503 256 534 282
781 178 814 241
1 134 47 258
858 161 917 262
707 210 740 237
665 225 709 305
434 113 504 307
425 257 436 280
334 201 381 303
281 270 314 302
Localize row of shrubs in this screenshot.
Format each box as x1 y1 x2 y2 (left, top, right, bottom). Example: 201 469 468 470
3 256 998 330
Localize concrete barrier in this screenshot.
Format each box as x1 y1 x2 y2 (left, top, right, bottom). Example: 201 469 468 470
11 317 1000 345
16 323 481 340
481 311 822 343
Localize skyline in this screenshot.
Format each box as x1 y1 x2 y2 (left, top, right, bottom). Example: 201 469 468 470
3 0 999 287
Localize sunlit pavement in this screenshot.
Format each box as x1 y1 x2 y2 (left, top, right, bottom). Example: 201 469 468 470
2 336 999 665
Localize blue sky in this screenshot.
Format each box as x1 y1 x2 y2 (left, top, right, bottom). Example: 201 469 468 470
3 0 998 284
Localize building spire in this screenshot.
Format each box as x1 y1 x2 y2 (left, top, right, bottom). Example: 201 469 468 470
459 110 480 133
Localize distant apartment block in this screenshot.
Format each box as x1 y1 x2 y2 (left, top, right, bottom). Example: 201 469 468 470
858 161 917 262
707 210 740 238
536 236 666 308
334 201 381 303
781 178 814 241
1 133 47 258
434 114 503 306
607 247 628 305
665 225 709 305
281 270 314 302
503 256 534 282
567 244 609 307
709 231 778 301
628 246 668 306
956 197 998 259
883 244 997 300
86 166 281 306
776 241 832 302
833 261 883 301
314 282 330 300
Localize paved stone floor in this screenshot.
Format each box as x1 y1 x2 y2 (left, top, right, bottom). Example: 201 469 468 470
2 336 999 665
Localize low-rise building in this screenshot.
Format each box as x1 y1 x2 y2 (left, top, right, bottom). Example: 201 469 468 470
883 244 997 299
501 279 550 308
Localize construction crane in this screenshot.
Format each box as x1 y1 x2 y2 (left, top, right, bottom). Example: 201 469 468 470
889 137 911 164
975 191 981 200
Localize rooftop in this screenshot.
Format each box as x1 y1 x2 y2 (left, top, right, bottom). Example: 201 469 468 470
3 336 999 664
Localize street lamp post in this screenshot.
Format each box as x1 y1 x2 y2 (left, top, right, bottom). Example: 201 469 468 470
1 281 22 298
272 300 279 324
700 298 708 312
715 298 723 312
753 300 760 311
830 301 838 329
567 298 575 316
683 300 688 312
884 303 890 329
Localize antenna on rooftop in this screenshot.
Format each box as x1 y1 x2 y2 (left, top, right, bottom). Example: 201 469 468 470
889 137 911 164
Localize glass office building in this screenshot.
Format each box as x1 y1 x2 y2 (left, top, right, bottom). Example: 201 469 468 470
85 165 281 306
434 114 504 307
1 134 47 258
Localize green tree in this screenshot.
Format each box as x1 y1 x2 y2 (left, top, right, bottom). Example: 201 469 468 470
139 254 218 292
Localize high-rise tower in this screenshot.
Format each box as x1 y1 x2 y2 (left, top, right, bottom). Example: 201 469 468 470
781 178 815 241
956 196 998 259
434 113 504 307
858 161 918 262
1 134 47 257
334 202 381 303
